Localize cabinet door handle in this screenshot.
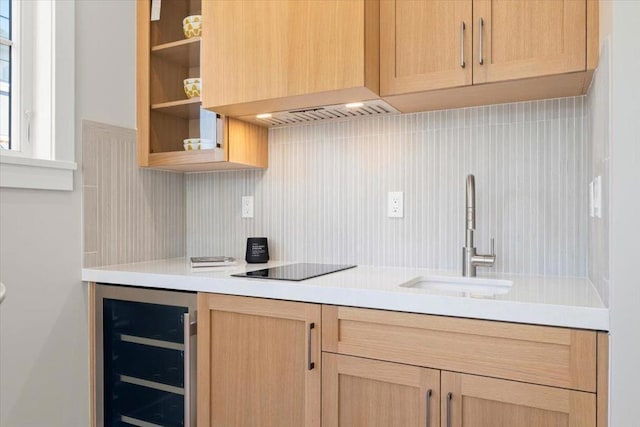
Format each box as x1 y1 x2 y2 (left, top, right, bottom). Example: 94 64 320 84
460 22 466 68
478 17 484 65
425 389 432 427
446 392 453 427
307 322 315 370
183 313 197 427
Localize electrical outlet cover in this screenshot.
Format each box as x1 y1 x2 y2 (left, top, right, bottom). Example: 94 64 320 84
388 192 404 218
242 196 254 218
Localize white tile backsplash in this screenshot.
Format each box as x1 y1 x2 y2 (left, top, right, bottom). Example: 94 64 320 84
587 38 611 306
186 97 588 276
82 121 185 267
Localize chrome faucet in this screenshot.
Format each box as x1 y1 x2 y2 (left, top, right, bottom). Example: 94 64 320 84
462 174 496 277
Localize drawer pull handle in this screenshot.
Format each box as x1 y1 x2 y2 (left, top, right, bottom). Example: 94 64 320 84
425 389 432 427
307 322 315 370
460 22 466 68
183 313 197 427
446 392 453 427
478 17 484 65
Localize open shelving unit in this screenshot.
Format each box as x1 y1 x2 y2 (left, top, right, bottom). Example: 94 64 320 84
137 0 268 171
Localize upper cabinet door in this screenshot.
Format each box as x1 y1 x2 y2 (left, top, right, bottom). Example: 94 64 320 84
473 0 586 84
380 0 472 96
202 0 379 117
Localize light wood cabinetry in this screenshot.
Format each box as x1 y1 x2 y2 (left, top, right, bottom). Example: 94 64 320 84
441 372 596 427
322 305 596 392
380 0 472 95
193 295 607 427
473 0 586 84
381 0 599 113
197 294 321 427
201 0 379 117
136 0 268 172
321 305 608 426
323 353 440 427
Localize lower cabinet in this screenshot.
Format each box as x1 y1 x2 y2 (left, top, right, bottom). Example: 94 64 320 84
195 294 605 427
441 372 596 427
322 353 440 427
196 293 321 427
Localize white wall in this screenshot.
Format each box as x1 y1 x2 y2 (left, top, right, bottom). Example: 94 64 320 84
0 189 86 425
609 2 640 425
75 1 136 130
0 1 136 425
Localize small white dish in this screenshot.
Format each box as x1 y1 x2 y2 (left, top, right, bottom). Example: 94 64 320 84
184 138 215 151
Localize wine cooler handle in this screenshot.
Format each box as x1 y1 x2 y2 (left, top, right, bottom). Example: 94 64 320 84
184 312 197 427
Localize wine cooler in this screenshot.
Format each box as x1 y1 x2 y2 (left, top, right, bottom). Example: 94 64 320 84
94 284 197 427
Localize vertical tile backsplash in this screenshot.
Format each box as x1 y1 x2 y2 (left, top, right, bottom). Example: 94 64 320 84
587 39 611 307
82 121 185 267
186 97 588 277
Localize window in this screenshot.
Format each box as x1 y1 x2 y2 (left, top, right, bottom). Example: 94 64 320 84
0 0 76 191
0 0 11 150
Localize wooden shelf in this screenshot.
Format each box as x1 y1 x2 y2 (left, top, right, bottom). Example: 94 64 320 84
138 0 268 171
152 37 201 66
151 98 201 119
150 150 222 172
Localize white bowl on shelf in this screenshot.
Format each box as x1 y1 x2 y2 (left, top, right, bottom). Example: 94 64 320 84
183 138 215 151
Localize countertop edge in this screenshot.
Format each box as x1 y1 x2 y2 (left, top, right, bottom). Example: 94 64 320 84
82 267 610 331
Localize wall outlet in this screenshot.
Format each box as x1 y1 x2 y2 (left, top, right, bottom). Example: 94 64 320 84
242 196 254 218
388 191 404 218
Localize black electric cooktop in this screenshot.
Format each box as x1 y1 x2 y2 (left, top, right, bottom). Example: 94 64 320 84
231 263 357 281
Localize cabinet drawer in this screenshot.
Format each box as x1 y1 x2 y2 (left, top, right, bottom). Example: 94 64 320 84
322 306 596 392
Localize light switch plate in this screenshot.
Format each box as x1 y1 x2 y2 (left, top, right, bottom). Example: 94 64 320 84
589 181 595 218
593 176 602 218
388 192 403 218
242 196 254 218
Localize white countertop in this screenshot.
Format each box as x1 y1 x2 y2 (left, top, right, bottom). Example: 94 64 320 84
82 258 609 331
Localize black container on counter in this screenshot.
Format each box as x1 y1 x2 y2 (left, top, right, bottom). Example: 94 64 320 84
245 237 269 263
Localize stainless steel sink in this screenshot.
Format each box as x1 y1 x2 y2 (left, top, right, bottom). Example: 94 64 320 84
399 275 513 298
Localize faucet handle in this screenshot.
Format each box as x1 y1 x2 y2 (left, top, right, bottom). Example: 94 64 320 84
490 238 495 256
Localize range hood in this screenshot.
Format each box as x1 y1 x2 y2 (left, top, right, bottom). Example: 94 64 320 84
251 99 400 127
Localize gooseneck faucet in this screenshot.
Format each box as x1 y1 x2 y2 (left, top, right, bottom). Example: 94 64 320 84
462 174 496 277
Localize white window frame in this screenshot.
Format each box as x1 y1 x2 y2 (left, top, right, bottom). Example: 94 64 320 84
0 0 76 191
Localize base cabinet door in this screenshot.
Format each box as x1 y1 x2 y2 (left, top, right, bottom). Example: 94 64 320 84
323 353 440 427
441 372 596 427
197 294 321 427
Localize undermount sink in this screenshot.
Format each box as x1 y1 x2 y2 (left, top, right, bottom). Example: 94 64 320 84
400 275 513 298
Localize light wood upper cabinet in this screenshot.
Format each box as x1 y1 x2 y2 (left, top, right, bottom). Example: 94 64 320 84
323 353 440 427
136 0 268 171
441 372 596 427
197 294 321 427
381 0 597 112
380 0 472 96
473 0 587 84
201 0 379 117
